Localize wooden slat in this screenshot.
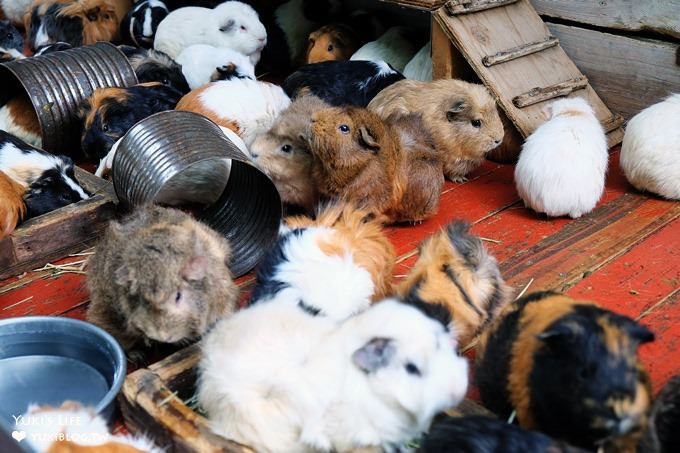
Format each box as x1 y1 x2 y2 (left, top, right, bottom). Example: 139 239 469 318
547 23 680 119
482 36 559 66
378 0 447 10
512 76 589 107
446 0 519 15
530 0 680 39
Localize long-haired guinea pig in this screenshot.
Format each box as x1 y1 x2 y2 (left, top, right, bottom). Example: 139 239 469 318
422 415 588 453
368 78 504 182
117 44 191 95
0 170 26 239
620 93 680 200
305 22 363 64
514 96 608 218
24 0 119 50
0 94 41 148
397 220 511 350
175 77 291 147
175 43 255 90
198 297 469 453
282 59 405 107
350 25 420 73
21 400 164 453
79 82 184 163
86 204 239 361
0 130 89 219
308 105 443 224
153 1 266 63
475 290 654 451
0 19 24 62
249 94 330 212
249 201 396 311
119 0 168 48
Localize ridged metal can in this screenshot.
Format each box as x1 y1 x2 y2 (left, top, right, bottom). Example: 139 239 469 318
0 41 137 155
112 110 282 277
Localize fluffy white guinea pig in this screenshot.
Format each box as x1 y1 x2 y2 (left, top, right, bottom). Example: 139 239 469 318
153 1 266 63
620 93 680 200
175 43 256 90
514 96 608 219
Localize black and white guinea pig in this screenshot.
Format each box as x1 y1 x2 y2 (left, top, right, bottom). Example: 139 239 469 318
33 41 73 55
475 290 655 452
118 44 191 95
79 81 184 162
119 0 168 48
0 130 89 219
0 19 24 62
282 59 405 107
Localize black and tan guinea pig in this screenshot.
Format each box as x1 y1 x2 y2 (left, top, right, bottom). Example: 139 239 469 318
24 0 119 50
396 220 512 350
422 415 589 453
475 290 655 452
117 45 191 95
86 203 239 363
78 81 184 163
0 19 24 62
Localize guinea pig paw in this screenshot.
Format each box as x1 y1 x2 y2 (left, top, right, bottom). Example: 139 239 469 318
450 176 469 184
126 348 150 367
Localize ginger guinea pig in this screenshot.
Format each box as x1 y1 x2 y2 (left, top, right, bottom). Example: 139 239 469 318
0 170 26 239
305 22 361 64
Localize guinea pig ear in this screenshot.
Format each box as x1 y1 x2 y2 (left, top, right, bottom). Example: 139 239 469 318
446 220 484 269
359 125 381 152
114 266 137 293
181 256 208 281
352 337 396 373
446 100 468 122
219 19 236 33
536 322 577 348
625 321 655 345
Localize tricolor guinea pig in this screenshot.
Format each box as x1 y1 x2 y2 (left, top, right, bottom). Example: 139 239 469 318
118 44 191 95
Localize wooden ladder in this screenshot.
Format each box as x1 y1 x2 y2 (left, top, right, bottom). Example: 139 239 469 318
431 0 625 155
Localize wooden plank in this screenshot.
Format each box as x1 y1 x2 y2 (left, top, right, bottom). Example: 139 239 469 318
446 0 519 15
530 0 680 39
378 0 447 10
547 22 680 119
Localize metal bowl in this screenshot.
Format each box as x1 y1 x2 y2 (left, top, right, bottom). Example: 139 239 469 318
0 316 126 425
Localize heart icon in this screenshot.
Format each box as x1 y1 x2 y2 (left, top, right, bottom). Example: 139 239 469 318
11 430 26 442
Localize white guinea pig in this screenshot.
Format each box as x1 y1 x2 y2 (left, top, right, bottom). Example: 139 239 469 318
514 97 608 219
198 297 469 453
176 43 256 90
620 93 680 200
153 1 266 63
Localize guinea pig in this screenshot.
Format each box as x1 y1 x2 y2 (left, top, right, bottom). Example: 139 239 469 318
153 1 266 63
475 290 655 451
396 220 512 350
514 96 608 218
175 43 255 90
638 374 680 453
175 77 291 147
79 81 184 163
249 94 330 212
0 170 26 238
282 59 405 107
33 40 72 55
198 297 469 452
422 415 589 453
86 203 239 361
117 44 191 95
20 401 164 453
24 0 119 50
305 22 362 64
0 130 89 219
620 93 680 200
119 0 168 48
350 25 420 73
0 19 24 62
403 41 432 81
368 78 504 182
1 0 33 26
0 94 42 148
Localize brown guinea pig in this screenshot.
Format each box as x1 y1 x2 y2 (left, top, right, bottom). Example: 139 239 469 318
0 170 26 239
475 291 655 452
86 204 239 363
306 23 362 64
368 78 504 182
397 220 511 350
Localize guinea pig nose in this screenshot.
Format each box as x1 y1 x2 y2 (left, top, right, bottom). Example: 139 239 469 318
494 138 502 145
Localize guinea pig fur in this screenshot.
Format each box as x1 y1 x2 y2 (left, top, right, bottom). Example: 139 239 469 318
79 81 184 163
0 170 26 239
118 44 191 95
198 297 469 453
24 0 119 50
282 59 405 108
514 96 608 218
368 78 504 181
0 130 89 219
1 0 34 26
33 40 72 55
638 374 680 453
305 22 363 64
0 94 42 148
249 94 330 211
153 1 266 63
350 25 420 74
620 93 680 200
119 0 168 48
175 77 291 147
475 290 655 451
175 43 255 90
396 220 511 350
0 19 25 62
422 415 589 453
85 204 239 358
403 41 432 81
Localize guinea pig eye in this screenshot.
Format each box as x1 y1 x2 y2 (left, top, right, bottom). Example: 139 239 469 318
6 33 12 40
102 123 109 132
327 44 334 52
471 119 482 128
405 362 421 376
175 291 181 304
240 25 247 31
338 124 350 134
281 144 292 153
162 79 170 85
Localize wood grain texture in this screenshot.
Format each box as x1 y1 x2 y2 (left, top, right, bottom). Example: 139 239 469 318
378 0 447 10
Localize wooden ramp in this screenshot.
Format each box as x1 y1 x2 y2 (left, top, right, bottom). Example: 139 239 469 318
432 0 625 148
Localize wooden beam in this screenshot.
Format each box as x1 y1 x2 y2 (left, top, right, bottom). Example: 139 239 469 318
446 0 519 15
